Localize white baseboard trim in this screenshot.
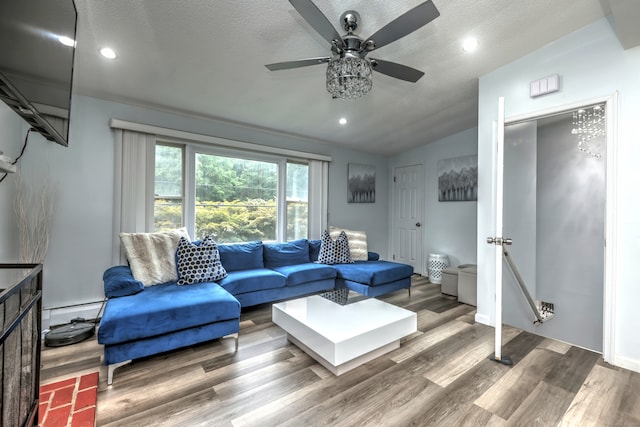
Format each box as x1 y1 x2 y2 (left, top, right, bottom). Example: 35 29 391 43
474 313 492 326
42 302 104 330
612 354 640 374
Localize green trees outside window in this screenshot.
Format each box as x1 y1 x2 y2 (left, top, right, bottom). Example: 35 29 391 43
154 144 309 243
195 153 277 242
155 145 183 231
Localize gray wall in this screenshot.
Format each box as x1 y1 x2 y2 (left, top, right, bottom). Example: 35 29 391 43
536 117 605 351
0 95 390 313
503 116 605 351
390 127 478 274
0 102 23 261
478 17 640 370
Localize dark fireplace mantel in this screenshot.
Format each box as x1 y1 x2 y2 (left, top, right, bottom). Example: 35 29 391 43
0 263 43 427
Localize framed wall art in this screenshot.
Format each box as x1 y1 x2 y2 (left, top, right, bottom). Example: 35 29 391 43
347 163 375 203
437 155 478 201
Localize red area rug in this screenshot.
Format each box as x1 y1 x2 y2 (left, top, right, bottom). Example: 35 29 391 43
39 372 98 427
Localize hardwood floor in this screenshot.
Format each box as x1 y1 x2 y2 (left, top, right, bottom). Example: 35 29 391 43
40 276 640 426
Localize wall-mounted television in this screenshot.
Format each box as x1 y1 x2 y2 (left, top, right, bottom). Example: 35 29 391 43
0 0 77 147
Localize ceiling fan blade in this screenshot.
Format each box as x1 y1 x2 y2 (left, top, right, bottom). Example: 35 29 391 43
289 0 344 48
370 58 425 83
265 57 330 71
365 0 440 51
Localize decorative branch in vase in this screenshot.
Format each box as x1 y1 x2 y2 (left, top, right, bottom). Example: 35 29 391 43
14 172 56 264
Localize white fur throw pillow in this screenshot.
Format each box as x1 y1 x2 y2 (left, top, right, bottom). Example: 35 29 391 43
330 226 368 261
120 228 190 286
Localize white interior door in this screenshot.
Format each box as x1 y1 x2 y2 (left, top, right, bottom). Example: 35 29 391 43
393 164 423 274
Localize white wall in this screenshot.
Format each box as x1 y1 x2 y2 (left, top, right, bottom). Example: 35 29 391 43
0 95 390 323
390 127 478 274
477 17 640 371
0 102 23 261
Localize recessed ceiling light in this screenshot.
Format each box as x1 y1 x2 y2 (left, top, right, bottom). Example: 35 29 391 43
100 47 117 59
58 35 76 47
462 37 479 52
339 117 347 125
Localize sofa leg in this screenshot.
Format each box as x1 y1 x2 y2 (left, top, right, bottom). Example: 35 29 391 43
107 360 132 386
222 333 239 352
408 287 411 297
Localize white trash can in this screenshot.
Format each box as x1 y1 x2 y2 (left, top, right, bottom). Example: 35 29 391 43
428 254 450 284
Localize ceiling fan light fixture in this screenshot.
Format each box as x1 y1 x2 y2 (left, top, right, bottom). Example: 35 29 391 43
326 57 372 99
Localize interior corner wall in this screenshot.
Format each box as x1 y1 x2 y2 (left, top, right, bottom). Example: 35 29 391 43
477 17 640 370
0 94 389 321
326 151 389 256
0 102 23 261
389 127 478 274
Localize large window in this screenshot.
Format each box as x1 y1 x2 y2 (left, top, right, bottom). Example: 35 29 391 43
154 144 309 243
195 153 278 242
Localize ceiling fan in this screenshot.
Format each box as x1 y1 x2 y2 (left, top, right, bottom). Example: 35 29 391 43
265 0 440 99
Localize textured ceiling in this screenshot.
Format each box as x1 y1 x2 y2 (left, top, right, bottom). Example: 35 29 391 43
72 0 611 156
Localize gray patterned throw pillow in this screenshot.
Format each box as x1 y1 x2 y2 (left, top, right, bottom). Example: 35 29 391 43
176 236 228 285
317 230 353 264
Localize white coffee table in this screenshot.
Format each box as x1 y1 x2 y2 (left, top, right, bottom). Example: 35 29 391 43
272 295 417 375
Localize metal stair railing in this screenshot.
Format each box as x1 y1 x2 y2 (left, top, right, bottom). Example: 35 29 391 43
502 245 555 325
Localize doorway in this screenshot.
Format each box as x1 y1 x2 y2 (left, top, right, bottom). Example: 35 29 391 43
501 105 607 352
392 164 424 274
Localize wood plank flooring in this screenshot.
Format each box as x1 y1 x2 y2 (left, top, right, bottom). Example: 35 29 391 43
40 276 640 426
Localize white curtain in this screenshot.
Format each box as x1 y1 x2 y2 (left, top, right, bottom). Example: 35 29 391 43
308 159 329 239
112 129 156 264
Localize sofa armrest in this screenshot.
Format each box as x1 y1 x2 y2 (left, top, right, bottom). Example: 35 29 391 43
103 265 144 298
367 252 380 261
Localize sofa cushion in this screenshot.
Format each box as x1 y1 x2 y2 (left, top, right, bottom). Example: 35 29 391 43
219 269 286 295
309 239 321 262
332 261 414 286
119 228 190 286
98 281 240 345
263 239 310 268
330 226 368 261
218 241 264 272
103 266 144 298
318 230 353 264
368 252 380 261
271 263 337 287
176 237 228 285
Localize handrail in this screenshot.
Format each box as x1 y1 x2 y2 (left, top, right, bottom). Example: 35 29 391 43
502 248 554 324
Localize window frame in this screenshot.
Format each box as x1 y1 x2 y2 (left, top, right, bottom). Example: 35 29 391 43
156 138 309 242
154 142 186 231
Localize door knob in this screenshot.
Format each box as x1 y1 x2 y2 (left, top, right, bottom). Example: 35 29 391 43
487 237 513 246
416 222 421 227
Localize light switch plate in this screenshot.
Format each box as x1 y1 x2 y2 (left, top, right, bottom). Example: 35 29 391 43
530 74 560 98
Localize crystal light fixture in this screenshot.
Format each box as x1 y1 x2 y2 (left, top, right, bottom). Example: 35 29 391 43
571 104 605 159
326 56 373 99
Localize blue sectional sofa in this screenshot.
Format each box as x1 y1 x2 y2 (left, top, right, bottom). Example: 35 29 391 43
98 238 413 384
